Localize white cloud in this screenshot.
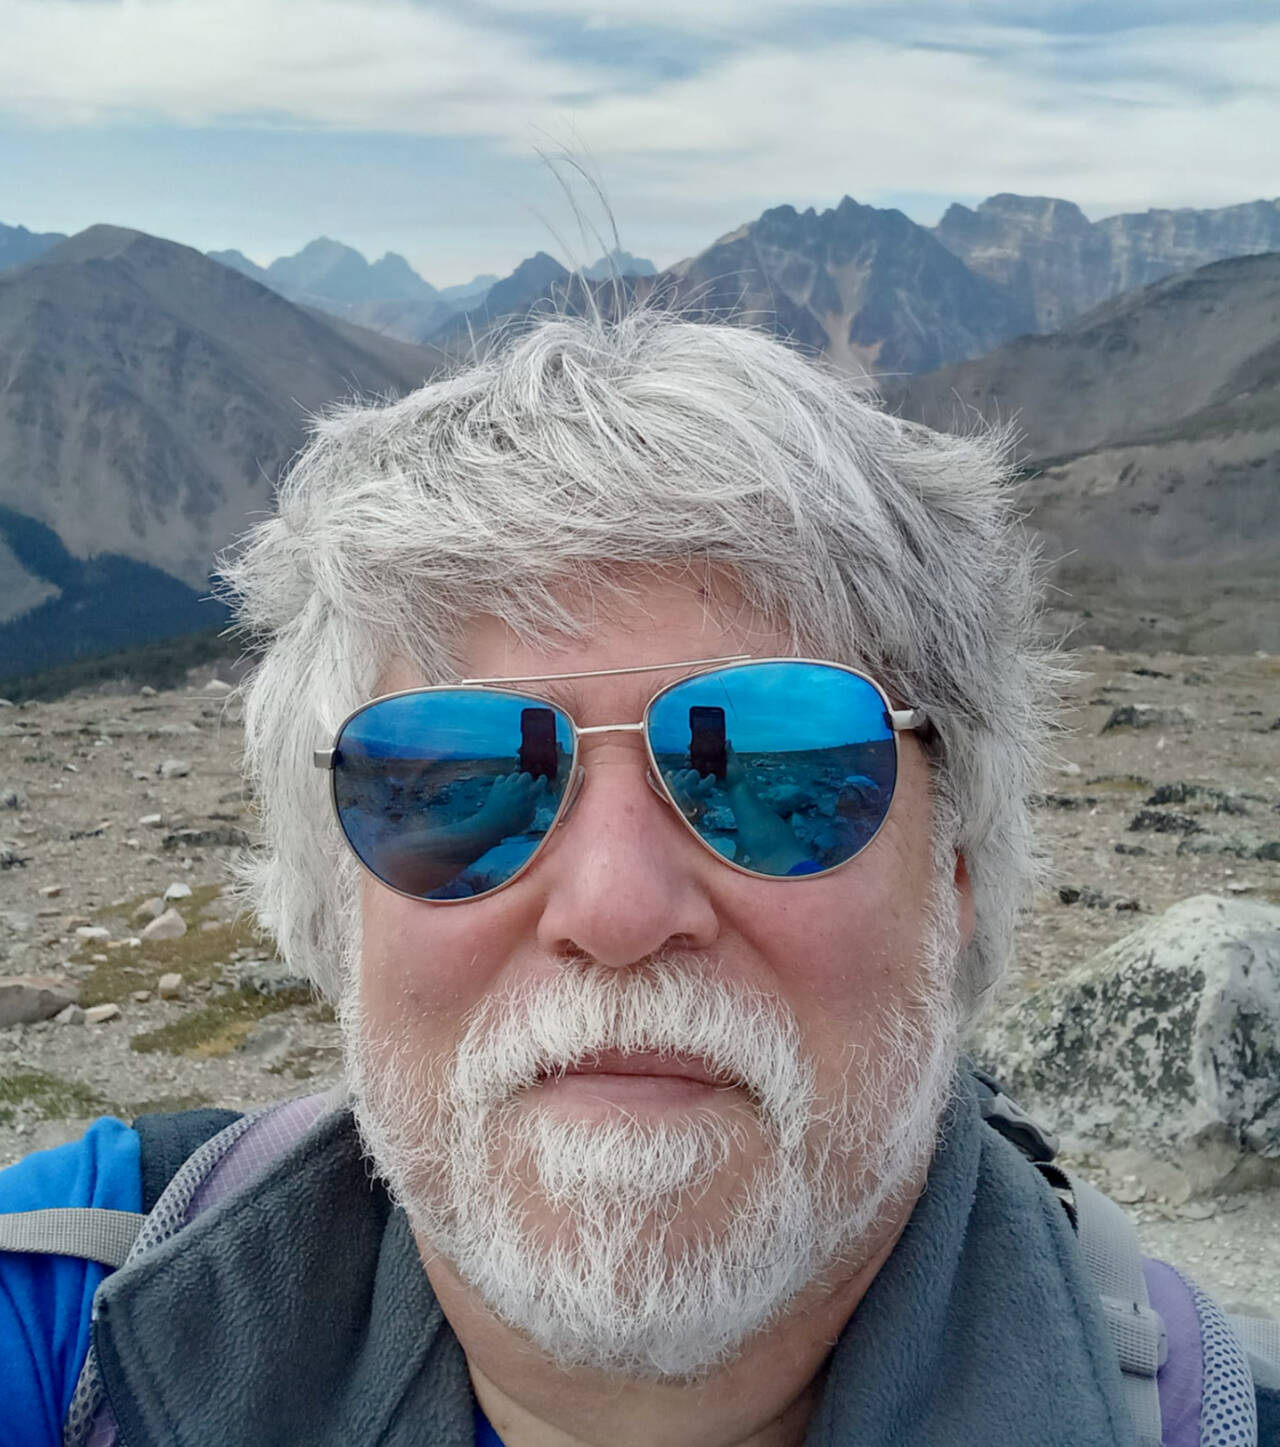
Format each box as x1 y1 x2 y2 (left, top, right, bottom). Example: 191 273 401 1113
3 1 1277 222
544 21 1280 216
1 0 599 130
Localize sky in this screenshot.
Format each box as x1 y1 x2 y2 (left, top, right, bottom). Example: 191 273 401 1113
3 0 1279 286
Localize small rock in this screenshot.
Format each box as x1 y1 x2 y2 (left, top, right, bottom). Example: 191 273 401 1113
139 685 157 697
133 896 165 923
203 679 234 696
140 908 187 942
1 785 26 810
1114 843 1148 856
63 762 78 773
90 953 107 963
1128 809 1201 835
161 826 251 850
163 881 193 901
1111 1176 1146 1204
55 1003 85 1025
1176 1200 1218 1221
1226 881 1255 894
0 975 80 1026
235 959 310 997
38 884 62 898
157 759 191 779
74 925 110 941
85 1003 121 1024
1101 704 1195 733
131 989 152 1003
0 697 12 707
157 972 184 999
138 813 164 828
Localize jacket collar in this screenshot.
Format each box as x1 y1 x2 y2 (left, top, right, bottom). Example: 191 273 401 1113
94 1077 1134 1447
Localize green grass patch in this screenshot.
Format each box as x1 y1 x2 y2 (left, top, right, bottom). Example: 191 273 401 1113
130 986 314 1058
79 888 271 1007
0 1070 116 1126
1084 774 1152 792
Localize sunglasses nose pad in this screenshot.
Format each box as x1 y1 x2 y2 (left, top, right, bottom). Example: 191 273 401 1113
555 765 587 826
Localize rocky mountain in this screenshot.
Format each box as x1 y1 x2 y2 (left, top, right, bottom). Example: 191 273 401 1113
662 197 1034 374
0 225 441 679
0 222 67 271
888 251 1280 651
935 194 1280 333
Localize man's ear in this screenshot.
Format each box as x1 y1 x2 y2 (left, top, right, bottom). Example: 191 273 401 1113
953 851 976 948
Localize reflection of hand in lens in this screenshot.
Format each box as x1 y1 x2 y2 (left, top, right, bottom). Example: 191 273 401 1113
471 771 548 839
720 744 812 875
667 767 717 821
380 771 547 897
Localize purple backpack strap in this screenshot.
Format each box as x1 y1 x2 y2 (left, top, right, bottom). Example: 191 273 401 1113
1145 1260 1205 1447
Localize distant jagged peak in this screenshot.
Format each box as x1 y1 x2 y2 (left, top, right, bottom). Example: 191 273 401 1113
582 248 655 280
267 236 436 304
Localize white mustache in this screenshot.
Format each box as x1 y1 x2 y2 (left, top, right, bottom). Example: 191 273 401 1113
447 957 817 1150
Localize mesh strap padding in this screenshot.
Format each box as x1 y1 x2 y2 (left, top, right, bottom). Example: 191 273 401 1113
0 1208 144 1269
1192 1280 1258 1446
1230 1315 1280 1393
1070 1175 1166 1447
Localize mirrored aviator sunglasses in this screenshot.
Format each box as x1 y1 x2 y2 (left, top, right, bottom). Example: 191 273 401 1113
314 658 929 903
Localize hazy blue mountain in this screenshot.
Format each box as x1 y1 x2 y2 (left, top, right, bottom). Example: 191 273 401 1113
583 249 656 280
0 224 441 677
0 222 67 271
206 247 271 286
437 273 499 305
266 236 438 305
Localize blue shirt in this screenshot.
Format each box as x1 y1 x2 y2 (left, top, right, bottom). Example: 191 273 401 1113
0 1117 141 1447
1 1120 508 1445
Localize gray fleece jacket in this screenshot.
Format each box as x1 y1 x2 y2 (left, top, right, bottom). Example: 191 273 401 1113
90 1080 1142 1446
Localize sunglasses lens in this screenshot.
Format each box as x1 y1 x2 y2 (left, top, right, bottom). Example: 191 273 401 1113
331 690 574 900
647 662 898 878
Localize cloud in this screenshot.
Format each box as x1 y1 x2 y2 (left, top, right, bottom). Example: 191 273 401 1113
1 0 600 130
541 20 1280 216
3 0 1277 222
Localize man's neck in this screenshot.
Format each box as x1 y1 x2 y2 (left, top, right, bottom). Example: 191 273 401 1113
416 1206 913 1447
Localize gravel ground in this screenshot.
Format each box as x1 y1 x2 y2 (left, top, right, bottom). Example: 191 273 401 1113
1 650 1278 1315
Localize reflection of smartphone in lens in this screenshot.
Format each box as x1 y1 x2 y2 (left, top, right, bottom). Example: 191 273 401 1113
519 708 558 781
688 705 726 781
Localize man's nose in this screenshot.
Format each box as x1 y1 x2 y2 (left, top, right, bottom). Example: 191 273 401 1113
534 752 720 967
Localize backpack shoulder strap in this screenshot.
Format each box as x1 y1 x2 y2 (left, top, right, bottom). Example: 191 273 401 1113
0 1108 242 1269
133 1107 243 1212
1066 1174 1167 1447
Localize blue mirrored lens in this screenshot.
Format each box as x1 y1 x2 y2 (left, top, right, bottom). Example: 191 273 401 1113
647 662 897 877
331 690 574 900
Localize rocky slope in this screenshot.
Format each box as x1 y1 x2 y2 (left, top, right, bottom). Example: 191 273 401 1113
0 227 442 675
888 251 1280 652
934 193 1280 333
0 649 1277 1306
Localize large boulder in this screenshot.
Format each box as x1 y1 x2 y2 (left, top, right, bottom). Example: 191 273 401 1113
0 975 80 1027
974 895 1280 1196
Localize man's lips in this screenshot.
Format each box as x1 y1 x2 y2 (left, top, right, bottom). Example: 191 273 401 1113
537 1050 735 1090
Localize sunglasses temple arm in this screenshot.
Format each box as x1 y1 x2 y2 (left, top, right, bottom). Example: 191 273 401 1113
313 749 336 769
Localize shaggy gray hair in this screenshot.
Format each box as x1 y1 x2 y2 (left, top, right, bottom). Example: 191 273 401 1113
222 309 1056 1021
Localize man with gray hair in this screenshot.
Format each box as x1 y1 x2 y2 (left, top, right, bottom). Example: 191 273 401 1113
3 310 1272 1447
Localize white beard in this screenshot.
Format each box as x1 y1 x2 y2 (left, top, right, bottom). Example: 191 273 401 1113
342 891 961 1379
